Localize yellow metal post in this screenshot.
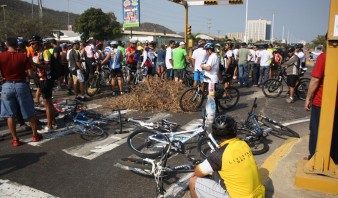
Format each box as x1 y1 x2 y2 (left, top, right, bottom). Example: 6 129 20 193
295 0 338 194
184 0 188 44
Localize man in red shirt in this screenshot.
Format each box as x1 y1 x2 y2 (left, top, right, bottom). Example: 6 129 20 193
305 52 338 162
0 38 42 147
125 39 137 85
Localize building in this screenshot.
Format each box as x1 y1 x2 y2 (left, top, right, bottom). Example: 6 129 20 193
247 19 271 42
225 32 245 42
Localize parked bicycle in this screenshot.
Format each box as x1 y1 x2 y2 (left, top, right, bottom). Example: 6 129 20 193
127 108 219 159
179 71 240 112
86 63 111 97
262 67 310 100
119 135 199 197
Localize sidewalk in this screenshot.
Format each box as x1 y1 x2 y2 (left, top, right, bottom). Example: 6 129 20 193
182 135 338 198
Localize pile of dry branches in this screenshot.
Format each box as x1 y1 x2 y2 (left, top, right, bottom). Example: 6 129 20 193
106 79 187 112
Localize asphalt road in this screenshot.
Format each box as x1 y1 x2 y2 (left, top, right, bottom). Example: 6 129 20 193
0 69 313 198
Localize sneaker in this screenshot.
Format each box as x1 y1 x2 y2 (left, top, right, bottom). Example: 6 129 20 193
32 133 43 142
37 126 53 134
18 123 31 130
233 76 237 79
12 139 21 147
36 119 46 126
286 97 294 103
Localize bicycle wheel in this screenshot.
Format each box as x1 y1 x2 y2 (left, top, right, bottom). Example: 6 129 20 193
82 125 105 137
197 137 218 159
262 79 283 98
118 158 153 172
127 129 170 159
237 129 269 155
179 88 204 112
262 119 300 138
218 87 240 110
66 122 83 134
295 78 310 101
86 76 99 97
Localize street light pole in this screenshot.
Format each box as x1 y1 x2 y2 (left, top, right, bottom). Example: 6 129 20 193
0 4 7 39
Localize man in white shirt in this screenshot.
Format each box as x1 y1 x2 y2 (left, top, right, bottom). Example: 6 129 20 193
201 43 219 93
192 40 207 87
223 43 234 88
165 40 176 80
257 44 273 86
295 44 305 69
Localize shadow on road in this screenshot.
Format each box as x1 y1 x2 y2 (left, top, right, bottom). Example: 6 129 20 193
259 167 274 198
0 152 47 177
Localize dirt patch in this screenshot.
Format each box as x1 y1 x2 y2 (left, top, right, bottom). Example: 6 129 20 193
102 79 187 112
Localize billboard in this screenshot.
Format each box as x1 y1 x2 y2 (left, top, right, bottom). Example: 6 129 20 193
122 0 140 28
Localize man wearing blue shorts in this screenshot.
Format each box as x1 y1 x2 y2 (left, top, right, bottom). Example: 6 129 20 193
0 38 42 147
192 40 207 89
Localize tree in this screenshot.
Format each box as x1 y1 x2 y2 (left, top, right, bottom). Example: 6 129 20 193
75 8 122 41
310 35 326 49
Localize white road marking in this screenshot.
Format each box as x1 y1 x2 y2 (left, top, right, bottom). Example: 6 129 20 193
62 113 172 160
283 118 310 126
248 90 265 99
0 179 58 198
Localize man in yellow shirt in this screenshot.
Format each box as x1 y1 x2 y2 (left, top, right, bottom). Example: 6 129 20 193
189 115 265 198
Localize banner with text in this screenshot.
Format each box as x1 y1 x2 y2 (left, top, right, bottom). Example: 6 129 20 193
122 0 140 28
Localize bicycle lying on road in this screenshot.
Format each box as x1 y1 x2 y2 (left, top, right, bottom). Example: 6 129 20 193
119 135 199 198
127 108 219 159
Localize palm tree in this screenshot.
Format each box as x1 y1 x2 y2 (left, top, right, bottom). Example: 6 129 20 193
189 32 201 46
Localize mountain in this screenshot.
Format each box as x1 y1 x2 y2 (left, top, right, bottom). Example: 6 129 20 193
0 0 176 40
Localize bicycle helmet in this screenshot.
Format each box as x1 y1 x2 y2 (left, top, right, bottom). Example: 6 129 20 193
212 115 237 139
110 40 118 47
203 42 215 50
287 46 295 53
295 43 303 49
30 35 42 43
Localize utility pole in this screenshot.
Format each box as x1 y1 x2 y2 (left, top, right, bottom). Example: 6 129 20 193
271 12 274 43
38 0 43 19
68 0 70 25
31 0 34 19
207 18 211 36
244 0 248 42
282 24 284 42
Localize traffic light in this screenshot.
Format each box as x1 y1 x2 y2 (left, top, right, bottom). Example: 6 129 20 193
186 25 191 36
204 0 218 5
229 0 243 4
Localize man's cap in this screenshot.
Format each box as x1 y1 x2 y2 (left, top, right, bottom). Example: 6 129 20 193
179 41 186 45
130 39 137 44
110 41 118 46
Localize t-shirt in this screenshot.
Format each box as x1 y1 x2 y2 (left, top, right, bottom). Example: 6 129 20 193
110 48 122 69
165 47 173 69
156 49 166 63
258 49 273 66
249 49 256 62
85 44 95 58
237 48 250 65
173 47 187 70
311 53 338 107
68 49 80 71
223 50 233 69
295 51 305 63
204 53 219 83
26 46 34 58
126 46 136 64
198 138 265 198
117 46 126 65
192 48 207 72
0 51 31 81
282 55 299 75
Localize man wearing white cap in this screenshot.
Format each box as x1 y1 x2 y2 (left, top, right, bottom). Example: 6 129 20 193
172 41 189 82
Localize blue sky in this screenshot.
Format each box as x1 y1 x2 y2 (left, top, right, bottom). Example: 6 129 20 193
22 0 330 43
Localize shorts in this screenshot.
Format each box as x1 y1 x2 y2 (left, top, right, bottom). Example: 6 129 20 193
195 178 229 198
286 75 299 88
54 63 65 78
174 69 185 79
72 69 85 84
194 70 205 82
40 80 54 99
156 61 165 68
1 82 35 120
111 68 123 78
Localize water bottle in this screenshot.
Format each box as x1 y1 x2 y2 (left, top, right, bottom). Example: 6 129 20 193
205 95 216 127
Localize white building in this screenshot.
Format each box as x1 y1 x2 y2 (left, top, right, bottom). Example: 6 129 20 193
225 32 245 41
247 19 271 42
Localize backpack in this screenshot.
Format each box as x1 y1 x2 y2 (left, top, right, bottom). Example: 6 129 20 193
133 50 142 62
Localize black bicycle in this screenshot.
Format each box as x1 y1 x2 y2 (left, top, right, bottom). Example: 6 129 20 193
179 71 240 112
262 67 310 100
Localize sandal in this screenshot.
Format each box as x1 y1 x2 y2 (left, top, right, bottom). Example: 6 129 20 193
32 133 43 142
12 139 21 147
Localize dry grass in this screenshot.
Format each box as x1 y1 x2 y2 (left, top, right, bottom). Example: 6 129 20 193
104 78 187 112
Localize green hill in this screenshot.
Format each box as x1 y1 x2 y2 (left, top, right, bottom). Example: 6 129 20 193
0 0 176 40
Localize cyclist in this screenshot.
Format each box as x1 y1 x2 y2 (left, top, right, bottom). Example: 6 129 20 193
173 41 189 82
126 39 137 85
156 44 166 79
165 40 176 80
191 39 207 88
200 42 219 93
101 41 123 95
189 115 265 198
282 46 300 103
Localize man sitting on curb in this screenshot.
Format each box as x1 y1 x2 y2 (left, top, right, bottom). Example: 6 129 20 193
189 115 265 198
